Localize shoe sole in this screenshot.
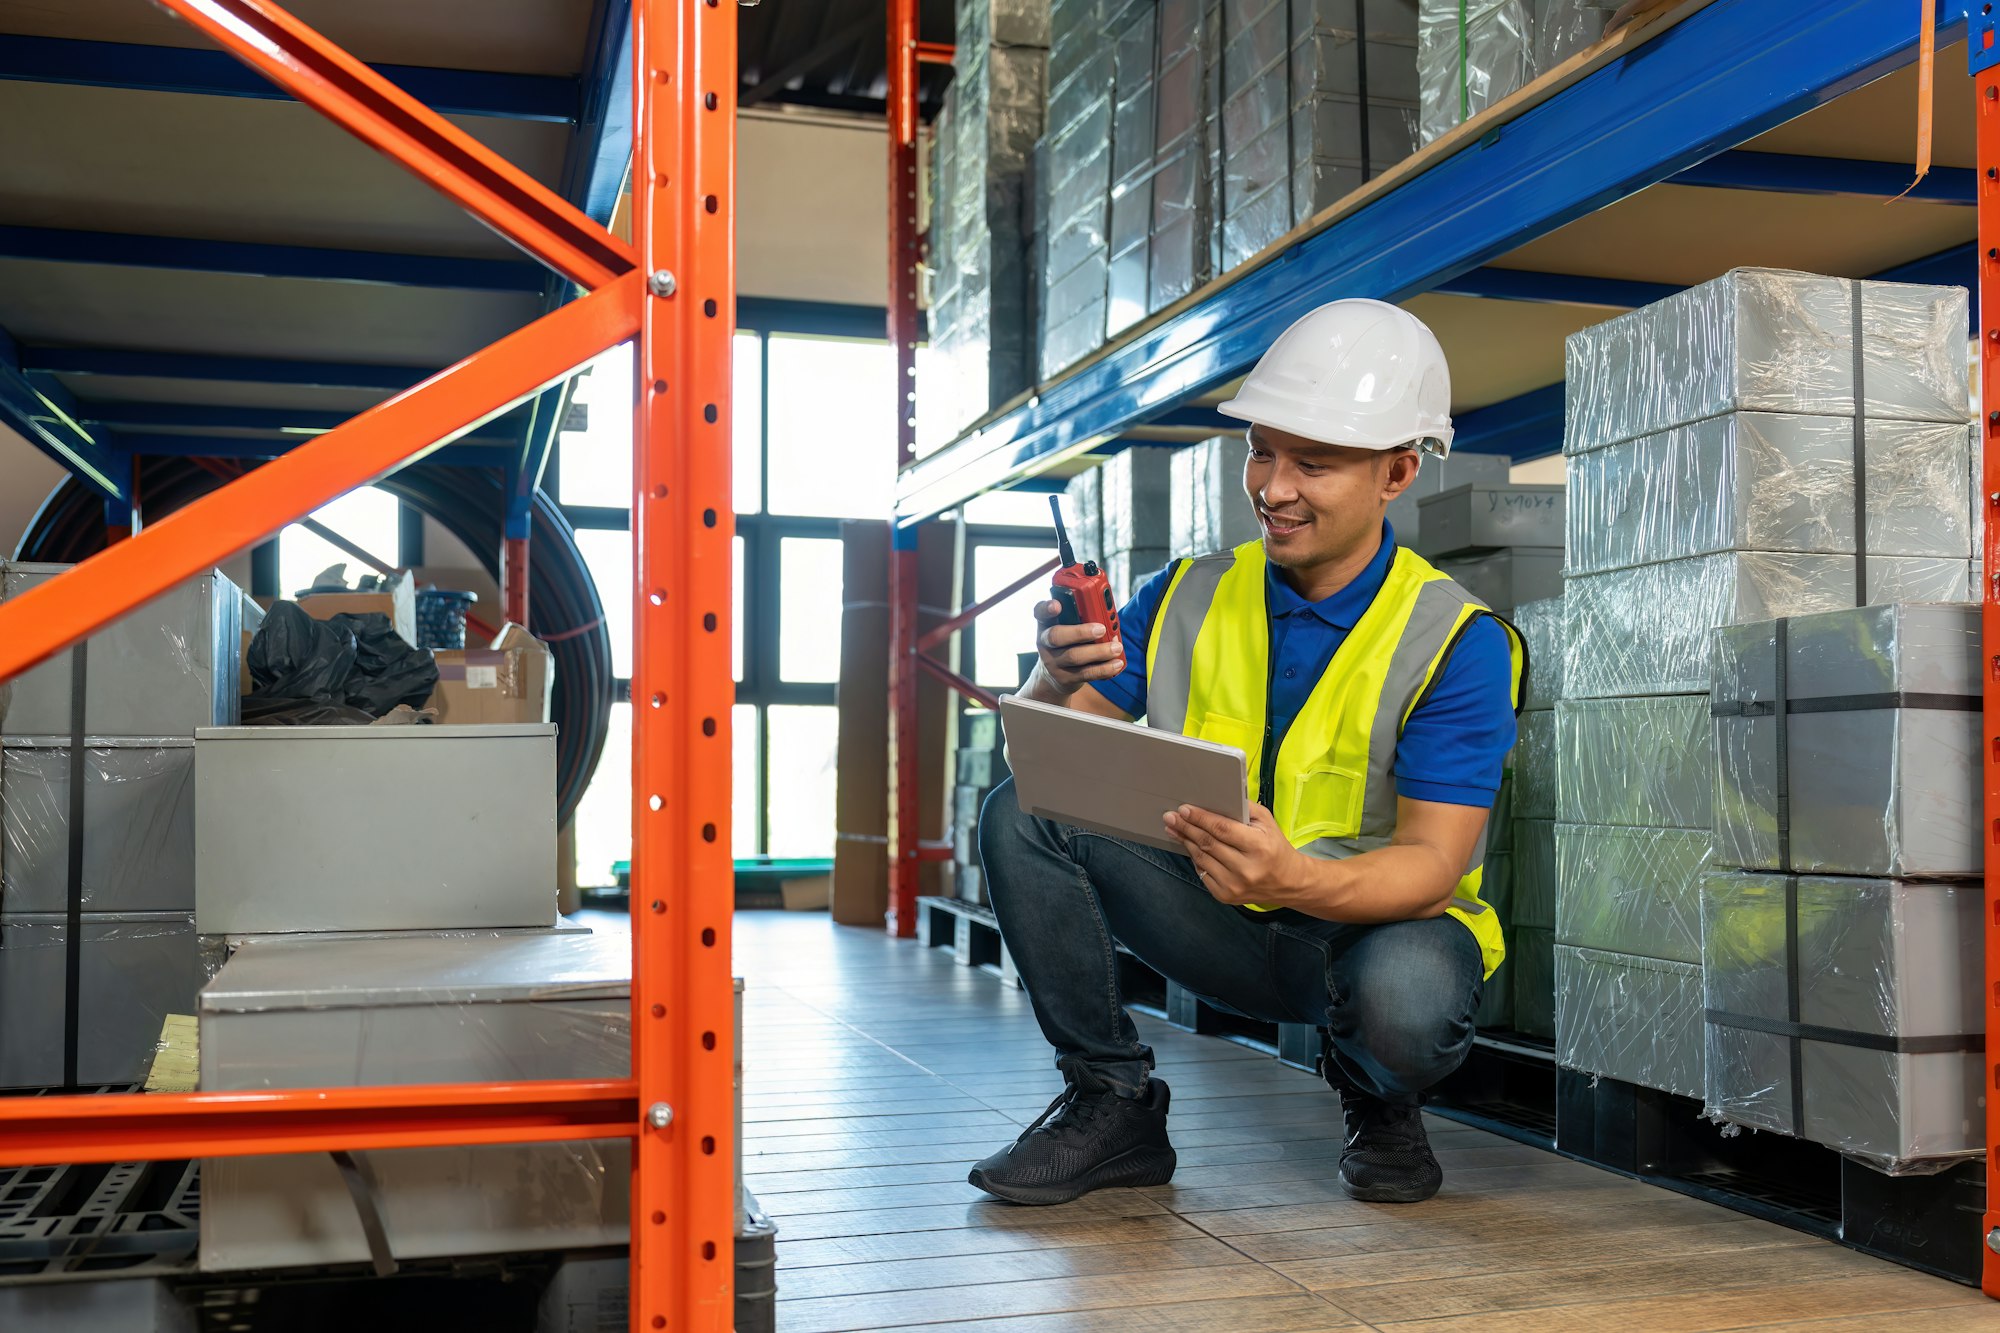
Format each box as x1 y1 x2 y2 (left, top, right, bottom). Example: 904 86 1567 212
968 1145 1177 1206
1338 1173 1442 1204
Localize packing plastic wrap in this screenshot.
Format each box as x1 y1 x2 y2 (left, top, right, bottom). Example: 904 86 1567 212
1417 0 1533 144
1554 822 1708 964
1170 434 1258 555
1710 603 1981 877
1530 0 1612 71
1386 451 1510 547
1472 848 1513 1028
1563 414 1974 577
1 563 242 736
1063 466 1106 559
1149 0 1219 311
1701 873 1982 1174
1108 548 1172 603
0 911 200 1088
1 739 195 914
1512 924 1556 1039
200 932 629 1270
1554 696 1711 829
1414 484 1563 559
1512 595 1565 710
1099 444 1177 555
1562 551 1971 700
1556 944 1704 1097
1107 1 1162 336
1563 270 1970 455
1434 547 1562 614
1039 33 1115 379
1510 709 1558 820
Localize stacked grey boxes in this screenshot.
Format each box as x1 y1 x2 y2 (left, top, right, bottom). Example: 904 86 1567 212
1554 268 1974 1100
1169 433 1259 556
1097 445 1177 594
1217 0 1421 272
1416 480 1563 615
1417 0 1532 144
930 0 1049 434
1040 0 1119 376
953 709 1011 905
0 563 239 1088
1383 451 1509 551
1507 595 1561 1038
1703 603 1983 1173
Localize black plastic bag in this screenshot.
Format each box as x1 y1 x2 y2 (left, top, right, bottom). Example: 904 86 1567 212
247 601 357 702
328 611 439 714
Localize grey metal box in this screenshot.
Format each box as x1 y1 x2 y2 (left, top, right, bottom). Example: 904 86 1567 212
0 911 200 1088
1554 823 1709 964
1512 924 1555 1040
2 564 241 737
199 932 630 1271
1414 484 1564 558
1711 603 1981 877
194 724 558 934
2 739 194 914
1384 452 1511 547
1512 817 1555 930
1554 696 1711 830
1702 873 1982 1171
1435 547 1562 613
1555 944 1703 1098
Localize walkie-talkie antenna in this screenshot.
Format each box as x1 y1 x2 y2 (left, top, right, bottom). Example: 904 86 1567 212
1050 495 1076 568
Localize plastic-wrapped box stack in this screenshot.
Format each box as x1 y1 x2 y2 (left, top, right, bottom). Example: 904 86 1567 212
1505 595 1561 1038
929 0 1049 434
1169 433 1259 556
1554 268 1974 1100
1702 603 1983 1175
1097 445 1177 595
1040 0 1119 377
1216 0 1421 272
0 563 241 1088
1417 1 1617 146
952 710 1012 905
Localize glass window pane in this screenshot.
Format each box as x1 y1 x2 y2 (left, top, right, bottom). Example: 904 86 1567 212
575 528 633 678
973 544 1055 687
573 700 630 888
279 485 400 598
778 536 843 684
766 335 894 519
734 331 763 515
964 489 1061 529
557 342 634 509
733 534 746 683
766 704 838 858
733 703 760 859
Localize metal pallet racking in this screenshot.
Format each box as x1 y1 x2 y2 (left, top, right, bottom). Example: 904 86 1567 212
0 0 734 1327
888 0 2000 1298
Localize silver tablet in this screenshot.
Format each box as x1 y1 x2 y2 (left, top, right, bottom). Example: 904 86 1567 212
998 694 1249 852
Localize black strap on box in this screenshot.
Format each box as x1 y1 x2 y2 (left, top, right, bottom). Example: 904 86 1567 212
1851 278 1869 605
1355 0 1373 183
61 643 86 1092
1711 691 1981 718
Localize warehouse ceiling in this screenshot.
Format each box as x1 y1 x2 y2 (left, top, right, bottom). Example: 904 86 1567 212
737 0 956 118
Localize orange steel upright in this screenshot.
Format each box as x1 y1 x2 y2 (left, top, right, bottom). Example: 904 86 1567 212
1979 37 2000 1298
0 2 735 1328
885 0 926 936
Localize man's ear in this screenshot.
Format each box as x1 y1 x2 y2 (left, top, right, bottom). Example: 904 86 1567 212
1381 448 1421 500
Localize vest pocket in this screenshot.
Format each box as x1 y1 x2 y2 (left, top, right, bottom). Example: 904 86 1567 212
1288 762 1366 843
1194 712 1259 757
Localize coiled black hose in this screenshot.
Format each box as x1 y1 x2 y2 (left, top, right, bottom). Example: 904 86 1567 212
16 459 614 826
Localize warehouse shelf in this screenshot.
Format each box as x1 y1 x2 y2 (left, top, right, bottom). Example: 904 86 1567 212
886 0 2000 1299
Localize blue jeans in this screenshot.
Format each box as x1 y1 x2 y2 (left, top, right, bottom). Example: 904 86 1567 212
979 777 1484 1105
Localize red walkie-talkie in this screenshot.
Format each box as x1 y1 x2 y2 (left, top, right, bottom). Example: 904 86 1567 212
1049 495 1120 643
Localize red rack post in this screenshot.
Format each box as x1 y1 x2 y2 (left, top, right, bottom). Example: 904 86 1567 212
1977 33 2000 1297
885 0 925 936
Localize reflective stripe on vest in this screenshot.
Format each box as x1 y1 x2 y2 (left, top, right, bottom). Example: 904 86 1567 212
1143 540 1525 979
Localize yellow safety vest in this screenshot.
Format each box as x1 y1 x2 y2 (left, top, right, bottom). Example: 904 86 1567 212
1143 539 1524 979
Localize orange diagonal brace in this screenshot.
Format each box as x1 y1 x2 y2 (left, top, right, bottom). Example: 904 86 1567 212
154 0 637 290
0 1080 639 1168
0 271 642 687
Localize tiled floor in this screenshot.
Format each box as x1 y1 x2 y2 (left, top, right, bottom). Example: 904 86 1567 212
733 911 1992 1332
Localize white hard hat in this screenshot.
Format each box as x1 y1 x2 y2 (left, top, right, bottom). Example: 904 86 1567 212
1218 299 1454 454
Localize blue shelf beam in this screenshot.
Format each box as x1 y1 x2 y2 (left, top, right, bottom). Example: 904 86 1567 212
1671 149 1973 203
1450 384 1566 460
896 0 1972 522
0 34 578 123
1432 269 1681 309
0 325 130 502
0 225 547 293
110 432 518 470
20 348 437 393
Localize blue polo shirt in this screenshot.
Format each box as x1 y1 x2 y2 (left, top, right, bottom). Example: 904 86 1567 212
1093 523 1518 808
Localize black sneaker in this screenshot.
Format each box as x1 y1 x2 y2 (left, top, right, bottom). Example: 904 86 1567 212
1333 1083 1443 1203
968 1058 1177 1205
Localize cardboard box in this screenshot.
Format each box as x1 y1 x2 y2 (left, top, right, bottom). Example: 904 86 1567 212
296 569 417 647
429 623 555 725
